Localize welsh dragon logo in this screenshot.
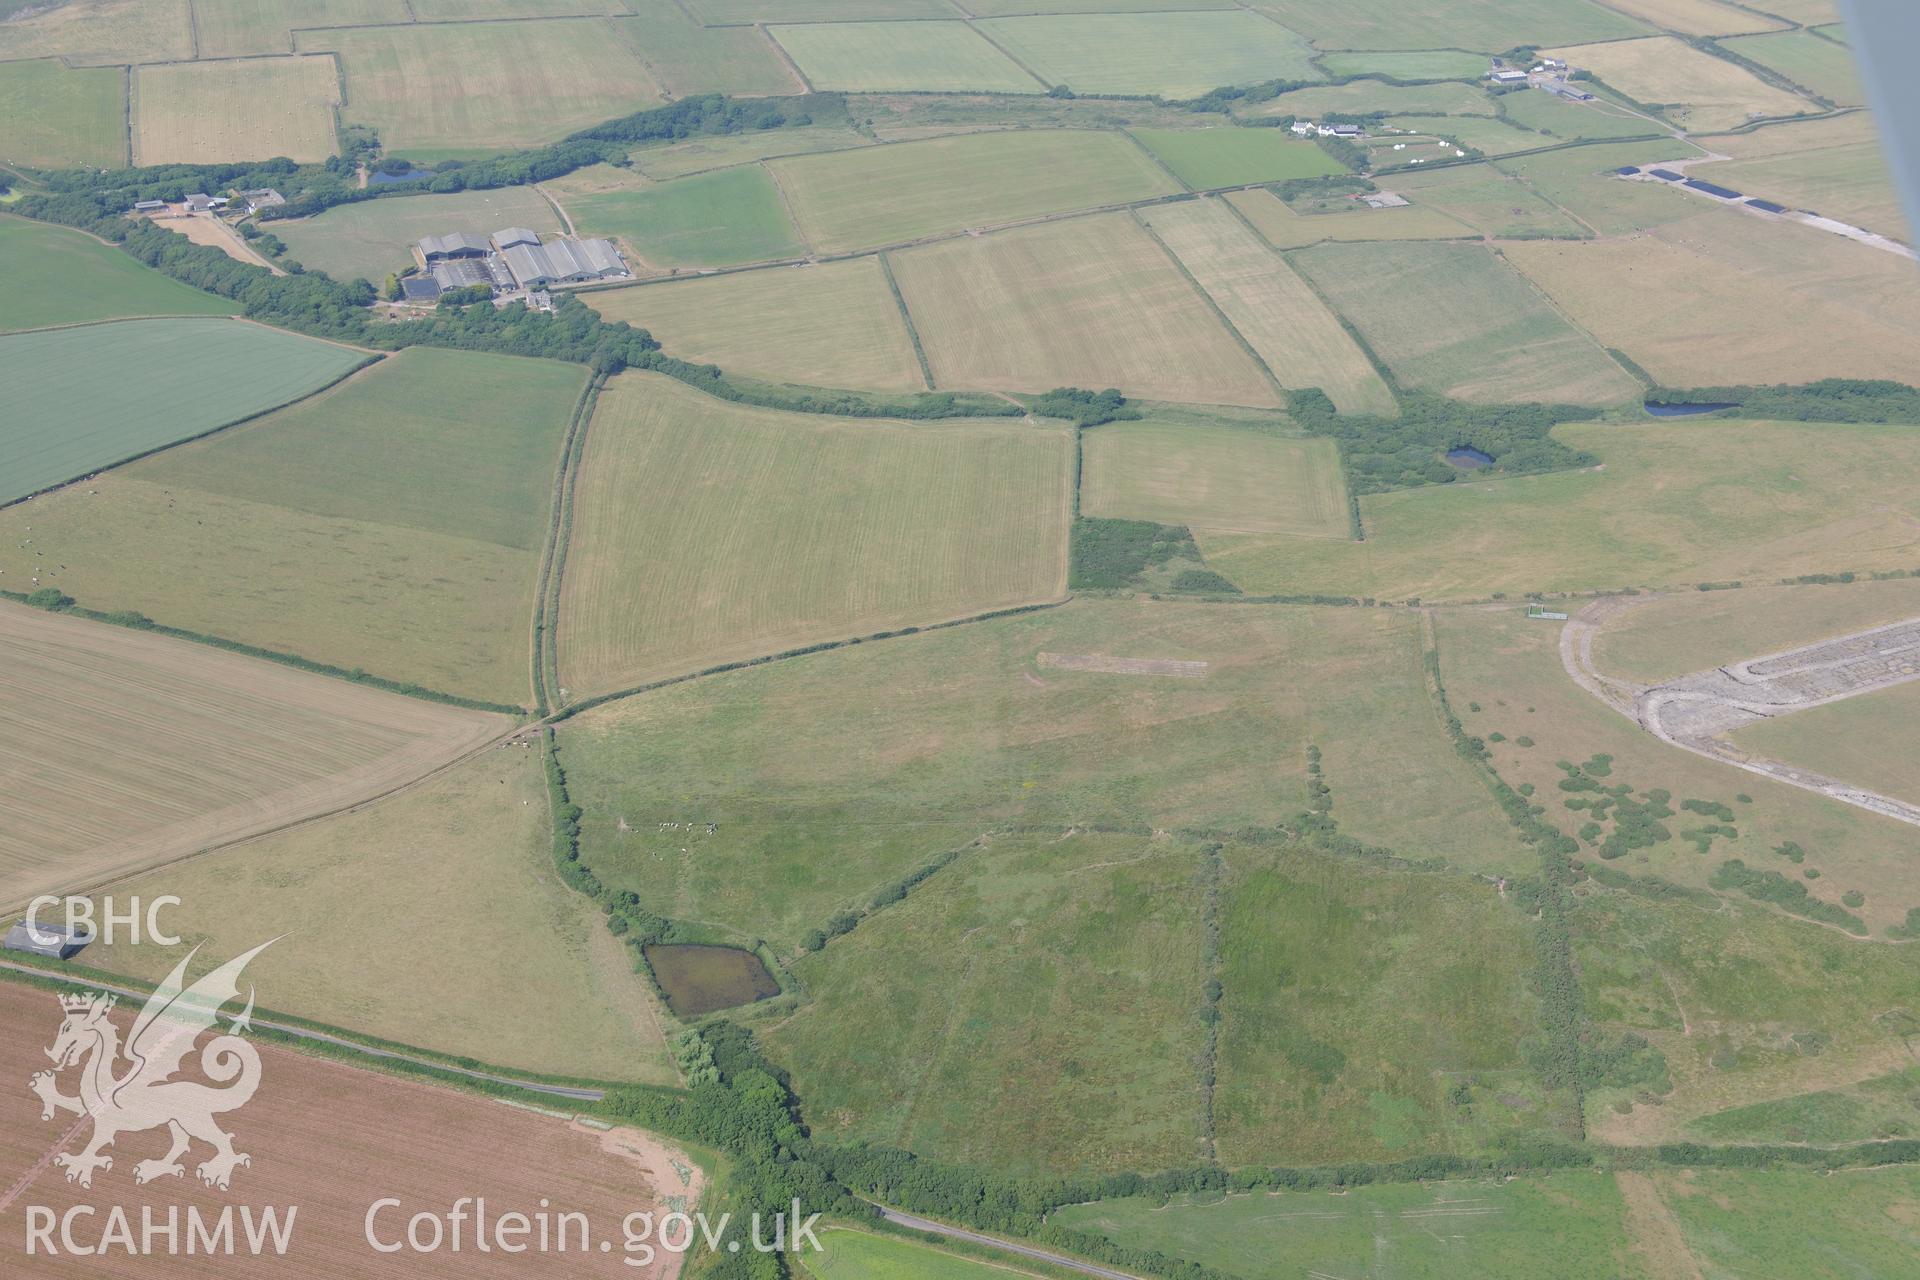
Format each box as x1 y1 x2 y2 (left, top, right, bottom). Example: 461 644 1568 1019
29 939 276 1190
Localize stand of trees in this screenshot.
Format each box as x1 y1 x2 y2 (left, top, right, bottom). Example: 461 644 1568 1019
1289 389 1602 492
1648 379 1920 423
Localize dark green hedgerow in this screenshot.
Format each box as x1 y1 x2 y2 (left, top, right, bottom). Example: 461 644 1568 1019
1646 379 1920 423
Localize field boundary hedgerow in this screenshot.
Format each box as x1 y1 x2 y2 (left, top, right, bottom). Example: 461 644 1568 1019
531 370 607 714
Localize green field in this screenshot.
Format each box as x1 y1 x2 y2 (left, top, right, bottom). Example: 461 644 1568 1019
1685 1064 1920 1144
1256 79 1498 118
768 129 1180 255
1722 28 1863 105
1733 680 1920 809
1252 0 1648 50
268 185 562 284
1497 87 1665 140
1489 141 1704 237
979 11 1322 99
629 124 869 180
1652 1167 1920 1278
1373 113 1555 158
1130 127 1346 189
1053 1173 1641 1279
1290 241 1636 405
1082 420 1350 538
1709 142 1907 237
691 0 956 18
555 372 1070 698
561 165 805 266
1317 49 1492 79
1225 187 1476 249
190 0 410 60
0 318 365 506
612 1 801 97
0 58 124 168
805 1230 1043 1280
769 21 1040 94
1380 161 1589 237
0 218 233 332
0 348 584 704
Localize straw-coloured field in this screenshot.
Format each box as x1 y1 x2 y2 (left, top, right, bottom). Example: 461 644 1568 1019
134 56 341 165
1544 36 1813 130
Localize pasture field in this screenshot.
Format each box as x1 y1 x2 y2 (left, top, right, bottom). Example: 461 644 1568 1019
561 164 804 266
1137 199 1394 414
0 58 124 169
1224 187 1475 249
1316 50 1492 80
1489 141 1705 236
690 0 957 18
1379 161 1588 237
1081 419 1350 537
1289 241 1639 405
558 601 1532 957
555 372 1071 699
1650 1168 1920 1278
0 318 365 506
805 1230 1045 1280
767 832 1211 1175
1495 87 1667 140
612 1 802 97
1595 0 1786 36
1250 0 1647 50
133 56 340 166
977 11 1321 99
1129 127 1345 189
0 348 584 704
767 129 1179 255
1592 579 1920 684
1684 1063 1920 1143
88 746 677 1084
629 124 868 180
1216 844 1547 1165
1436 606 1920 938
0 600 507 911
1543 36 1812 130
1501 212 1920 386
1053 1174 1641 1280
268 186 560 283
1373 113 1556 158
0 981 699 1278
190 0 409 60
891 213 1278 407
1722 29 1862 105
0 0 192 64
1708 141 1907 237
768 21 1040 94
0 217 232 333
1206 422 1920 619
587 260 925 392
1732 681 1920 809
1255 79 1497 118
299 19 664 156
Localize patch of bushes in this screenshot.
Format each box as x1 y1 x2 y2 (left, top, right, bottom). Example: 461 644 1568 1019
1709 859 1866 933
1168 568 1242 595
1028 386 1139 426
1288 389 1601 493
1069 518 1201 589
1647 379 1920 423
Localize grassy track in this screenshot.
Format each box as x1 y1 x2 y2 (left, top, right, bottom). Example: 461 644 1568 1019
0 218 232 333
1129 127 1345 189
555 372 1071 699
587 260 925 392
891 213 1278 407
1081 420 1350 538
133 56 340 165
977 11 1321 99
558 165 805 267
0 318 366 506
769 21 1040 94
768 130 1180 256
1543 36 1811 130
269 186 562 284
1250 0 1647 50
0 58 125 168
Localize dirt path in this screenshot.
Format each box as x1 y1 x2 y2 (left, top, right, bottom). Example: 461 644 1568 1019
1614 1172 1704 1280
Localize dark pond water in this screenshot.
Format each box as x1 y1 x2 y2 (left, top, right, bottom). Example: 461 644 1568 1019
645 944 780 1017
1445 446 1494 469
1645 402 1737 417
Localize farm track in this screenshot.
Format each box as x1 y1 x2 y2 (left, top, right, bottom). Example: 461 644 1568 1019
875 1207 1148 1280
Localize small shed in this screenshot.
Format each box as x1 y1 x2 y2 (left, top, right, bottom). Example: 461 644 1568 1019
183 193 213 213
4 920 92 960
1683 178 1742 200
1746 198 1788 214
1647 168 1685 182
132 199 167 212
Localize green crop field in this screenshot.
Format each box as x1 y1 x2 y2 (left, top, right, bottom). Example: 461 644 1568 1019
612 1 802 97
1378 162 1588 238
587 260 925 392
560 165 805 266
690 0 957 19
267 185 562 284
1733 681 1920 810
1317 50 1493 80
1255 79 1498 118
1651 1167 1920 1278
189 0 410 60
1252 0 1649 51
1130 128 1346 189
767 129 1179 255
1290 241 1637 405
1721 29 1863 105
86 748 678 1084
769 21 1041 94
555 372 1070 699
0 348 584 704
1224 187 1476 249
0 58 124 168
805 1230 1044 1280
1053 1173 1640 1279
1082 420 1350 538
133 55 340 166
978 11 1322 99
0 218 233 332
0 318 365 506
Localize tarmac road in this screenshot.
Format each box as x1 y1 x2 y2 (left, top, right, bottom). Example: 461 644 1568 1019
875 1206 1147 1280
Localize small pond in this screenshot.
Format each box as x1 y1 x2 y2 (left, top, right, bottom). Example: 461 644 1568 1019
1644 402 1736 417
645 944 780 1017
1445 446 1494 469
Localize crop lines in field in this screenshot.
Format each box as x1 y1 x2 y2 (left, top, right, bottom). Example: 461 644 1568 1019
976 10 1320 99
1082 419 1350 539
1543 36 1812 131
768 20 1042 94
133 56 342 165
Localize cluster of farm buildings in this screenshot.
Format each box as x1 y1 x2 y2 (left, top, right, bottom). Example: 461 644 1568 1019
131 187 285 217
1487 56 1594 100
404 227 629 302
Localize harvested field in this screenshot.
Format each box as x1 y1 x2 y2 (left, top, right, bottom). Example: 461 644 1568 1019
1251 0 1646 50
0 348 584 705
190 0 409 60
300 19 664 156
87 746 678 1083
1382 161 1589 238
587 260 925 392
1129 127 1345 189
0 58 124 168
965 0 1228 10
0 600 507 911
1544 36 1812 130
134 56 341 165
611 1 802 97
0 318 366 506
768 21 1040 94
557 164 804 266
1081 418 1350 538
767 129 1179 255
1707 143 1906 238
0 217 232 333
0 0 192 64
629 124 868 180
1224 186 1475 249
555 372 1071 698
0 980 697 1278
408 0 628 15
1037 653 1209 677
1139 200 1392 413
268 185 561 284
1596 0 1786 36
891 213 1278 407
977 11 1321 99
1291 241 1639 405
1722 29 1862 105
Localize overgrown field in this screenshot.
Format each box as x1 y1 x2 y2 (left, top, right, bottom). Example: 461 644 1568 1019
268 185 562 283
0 600 506 910
629 123 868 180
0 348 584 704
1488 141 1704 237
1377 162 1588 239
557 164 805 266
555 372 1071 698
588 260 925 392
133 55 340 165
891 213 1277 407
1316 49 1492 79
0 57 125 168
0 217 232 332
976 11 1322 99
1543 36 1811 130
769 21 1040 94
0 317 365 505
1081 419 1350 539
